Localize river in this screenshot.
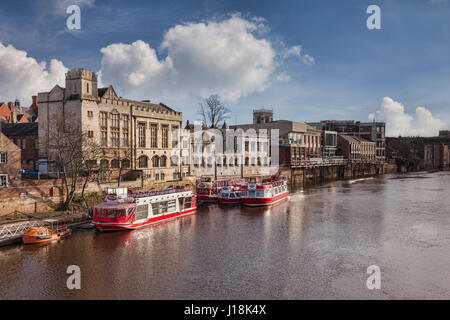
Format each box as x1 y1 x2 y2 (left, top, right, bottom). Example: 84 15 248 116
1 171 450 299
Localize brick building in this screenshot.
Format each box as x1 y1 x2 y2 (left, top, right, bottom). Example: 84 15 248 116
232 110 322 167
0 132 21 187
38 68 189 183
424 143 450 169
1 123 39 170
310 120 385 162
337 135 376 162
0 97 38 124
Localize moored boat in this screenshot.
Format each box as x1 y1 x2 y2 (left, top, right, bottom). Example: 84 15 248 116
22 220 72 245
218 185 242 204
92 187 196 231
241 176 289 207
196 182 220 203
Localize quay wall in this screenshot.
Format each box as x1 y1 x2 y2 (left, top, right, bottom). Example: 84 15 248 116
281 162 385 187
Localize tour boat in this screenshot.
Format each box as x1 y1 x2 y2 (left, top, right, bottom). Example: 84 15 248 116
241 176 289 207
92 187 196 231
22 220 72 245
218 185 242 204
196 182 221 203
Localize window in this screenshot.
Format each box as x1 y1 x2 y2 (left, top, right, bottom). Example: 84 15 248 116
0 153 7 164
155 173 159 181
111 159 120 169
122 132 129 147
101 131 107 146
138 123 146 148
87 83 90 94
87 110 93 118
16 138 20 147
121 159 130 168
160 156 167 167
172 126 179 148
162 125 169 148
160 201 168 214
100 159 109 168
122 114 129 129
161 173 165 180
152 156 159 168
150 124 158 148
152 202 160 216
138 156 148 168
136 204 149 220
88 131 94 138
183 197 192 209
100 112 108 127
111 132 119 147
111 113 120 128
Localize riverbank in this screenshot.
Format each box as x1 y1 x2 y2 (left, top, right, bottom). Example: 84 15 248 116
0 212 91 247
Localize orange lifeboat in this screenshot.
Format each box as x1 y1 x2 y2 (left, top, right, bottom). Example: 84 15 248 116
22 220 72 245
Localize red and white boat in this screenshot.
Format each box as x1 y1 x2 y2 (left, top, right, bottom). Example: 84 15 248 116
92 187 196 231
218 185 242 204
196 182 221 203
241 176 289 207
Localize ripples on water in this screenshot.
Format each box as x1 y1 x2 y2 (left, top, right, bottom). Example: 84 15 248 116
1 171 450 299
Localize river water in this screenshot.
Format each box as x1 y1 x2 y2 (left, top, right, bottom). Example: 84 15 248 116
1 171 450 299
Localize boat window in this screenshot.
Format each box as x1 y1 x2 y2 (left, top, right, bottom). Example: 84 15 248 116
118 209 126 217
160 201 169 214
168 200 176 212
184 197 192 209
136 204 149 220
248 190 256 197
241 190 247 197
256 190 264 198
152 202 160 216
229 193 235 198
127 208 134 216
108 209 117 218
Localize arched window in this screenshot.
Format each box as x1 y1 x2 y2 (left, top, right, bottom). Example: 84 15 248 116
138 156 148 168
152 155 159 168
160 155 167 167
122 159 130 168
257 157 261 166
111 159 120 169
251 157 256 166
100 159 109 168
245 157 249 166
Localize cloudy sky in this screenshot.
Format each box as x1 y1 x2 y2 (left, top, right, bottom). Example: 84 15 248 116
0 0 449 136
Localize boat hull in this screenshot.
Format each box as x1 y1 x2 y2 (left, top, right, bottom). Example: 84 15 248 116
242 191 289 207
22 229 72 245
94 207 196 231
218 198 242 204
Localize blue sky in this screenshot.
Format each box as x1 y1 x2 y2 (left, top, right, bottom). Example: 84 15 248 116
0 0 449 135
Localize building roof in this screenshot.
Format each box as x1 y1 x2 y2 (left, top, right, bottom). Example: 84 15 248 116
1 122 38 136
339 135 361 144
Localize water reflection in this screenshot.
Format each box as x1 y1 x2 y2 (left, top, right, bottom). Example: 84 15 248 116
1 172 450 299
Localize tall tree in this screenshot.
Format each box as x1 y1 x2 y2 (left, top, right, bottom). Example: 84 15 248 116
197 94 230 128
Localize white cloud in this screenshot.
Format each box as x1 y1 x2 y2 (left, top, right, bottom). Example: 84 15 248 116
99 15 309 103
369 97 447 137
0 42 68 105
275 72 291 83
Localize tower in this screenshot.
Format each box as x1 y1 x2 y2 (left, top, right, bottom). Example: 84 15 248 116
253 108 273 124
65 68 98 100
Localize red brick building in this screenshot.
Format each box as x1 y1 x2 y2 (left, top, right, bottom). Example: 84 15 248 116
1 123 39 170
0 132 21 187
0 96 38 124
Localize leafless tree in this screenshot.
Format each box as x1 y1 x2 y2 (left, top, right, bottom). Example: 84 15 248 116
42 114 100 210
197 94 230 128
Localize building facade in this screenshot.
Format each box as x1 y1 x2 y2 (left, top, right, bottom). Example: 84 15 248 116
38 68 189 183
1 123 39 170
337 135 376 162
0 132 21 187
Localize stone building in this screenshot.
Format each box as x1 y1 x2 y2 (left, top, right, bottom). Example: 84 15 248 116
0 132 21 187
424 143 450 169
186 121 274 180
233 111 322 167
38 68 189 183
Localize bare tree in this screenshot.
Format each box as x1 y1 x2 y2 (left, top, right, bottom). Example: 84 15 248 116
197 94 230 128
42 114 100 210
115 146 132 187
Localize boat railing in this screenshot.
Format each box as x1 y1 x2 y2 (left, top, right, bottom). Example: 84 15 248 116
130 188 190 199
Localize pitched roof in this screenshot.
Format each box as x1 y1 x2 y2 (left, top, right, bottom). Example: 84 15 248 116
1 122 38 136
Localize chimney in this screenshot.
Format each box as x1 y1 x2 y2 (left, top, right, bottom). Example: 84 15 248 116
32 95 38 107
7 102 13 111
